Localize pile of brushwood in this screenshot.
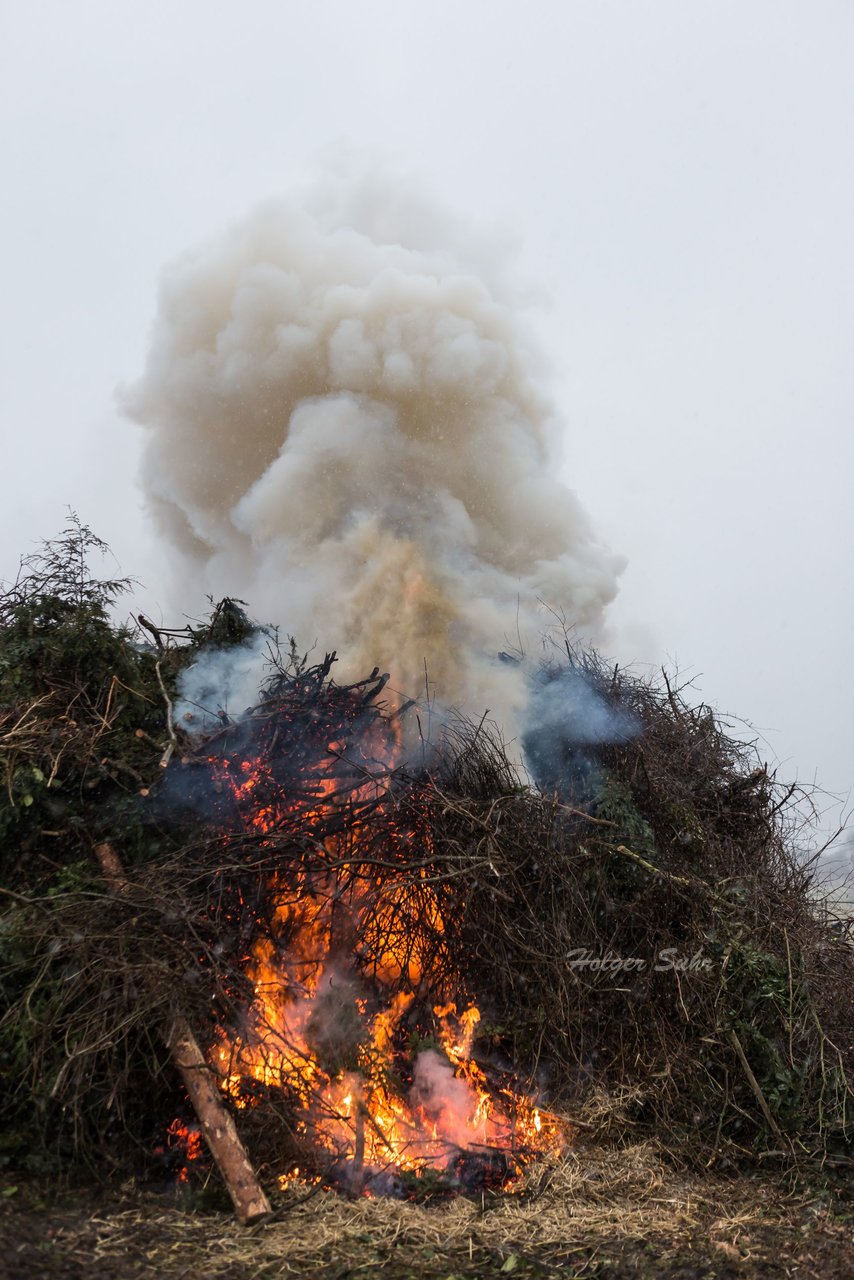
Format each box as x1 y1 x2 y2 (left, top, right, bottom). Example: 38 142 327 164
1 518 852 1193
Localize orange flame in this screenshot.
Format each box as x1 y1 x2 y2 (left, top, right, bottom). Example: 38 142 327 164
166 1118 204 1183
205 707 565 1192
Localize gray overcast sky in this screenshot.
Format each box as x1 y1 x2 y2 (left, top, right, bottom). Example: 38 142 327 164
1 0 852 839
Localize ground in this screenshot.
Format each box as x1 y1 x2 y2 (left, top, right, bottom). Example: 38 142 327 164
1 1146 851 1280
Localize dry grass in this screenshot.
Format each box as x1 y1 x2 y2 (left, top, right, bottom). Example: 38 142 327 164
2 1143 851 1279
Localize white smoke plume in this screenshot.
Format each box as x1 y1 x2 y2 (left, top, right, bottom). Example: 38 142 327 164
123 164 623 728
173 630 273 733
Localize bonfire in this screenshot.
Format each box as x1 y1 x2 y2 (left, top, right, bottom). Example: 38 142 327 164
1 525 853 1228
141 654 567 1215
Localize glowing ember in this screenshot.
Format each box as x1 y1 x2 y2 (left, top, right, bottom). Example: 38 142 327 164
165 1118 204 1183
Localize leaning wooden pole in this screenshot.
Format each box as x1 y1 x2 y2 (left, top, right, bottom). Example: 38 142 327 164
166 1019 272 1223
93 842 271 1225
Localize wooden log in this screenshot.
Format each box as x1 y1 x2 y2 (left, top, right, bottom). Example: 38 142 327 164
167 1018 272 1223
93 842 271 1225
